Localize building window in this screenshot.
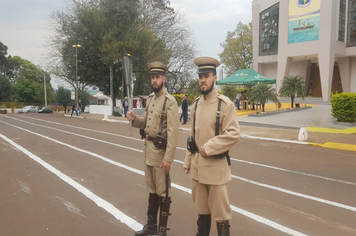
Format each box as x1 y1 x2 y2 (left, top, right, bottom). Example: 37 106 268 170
339 0 346 42
347 0 356 46
259 3 279 56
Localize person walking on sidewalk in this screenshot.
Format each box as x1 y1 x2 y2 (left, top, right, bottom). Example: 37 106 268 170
126 61 179 236
183 57 240 236
181 95 189 124
71 101 78 117
123 97 129 118
77 99 82 116
235 92 241 110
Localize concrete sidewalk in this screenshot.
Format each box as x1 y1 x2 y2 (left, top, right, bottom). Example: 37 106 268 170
78 105 356 152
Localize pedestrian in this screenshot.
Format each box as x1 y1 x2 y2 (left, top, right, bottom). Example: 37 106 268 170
71 101 78 117
183 57 240 236
137 99 141 108
235 92 241 110
123 97 129 117
181 95 189 124
126 61 179 236
78 99 82 115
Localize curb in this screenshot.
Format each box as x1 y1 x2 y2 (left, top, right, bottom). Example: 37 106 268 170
80 116 356 152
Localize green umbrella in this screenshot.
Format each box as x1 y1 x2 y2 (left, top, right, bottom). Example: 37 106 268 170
216 69 276 85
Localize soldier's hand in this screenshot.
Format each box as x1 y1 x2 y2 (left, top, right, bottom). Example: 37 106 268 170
183 168 190 174
126 110 135 121
199 146 207 157
160 160 171 174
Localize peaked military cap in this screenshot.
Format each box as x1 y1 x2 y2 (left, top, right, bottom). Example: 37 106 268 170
148 61 168 75
194 57 220 74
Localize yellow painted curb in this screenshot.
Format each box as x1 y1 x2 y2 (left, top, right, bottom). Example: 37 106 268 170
309 142 356 151
306 127 356 134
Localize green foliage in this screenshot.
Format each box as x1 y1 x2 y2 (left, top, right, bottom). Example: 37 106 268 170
78 90 90 109
221 85 237 101
56 86 72 111
186 79 200 98
112 111 122 117
0 75 13 101
13 79 43 103
330 92 356 122
219 21 253 76
279 75 306 108
248 83 279 112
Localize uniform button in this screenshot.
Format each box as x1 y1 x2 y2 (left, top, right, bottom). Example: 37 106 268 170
149 118 151 120
147 126 149 128
151 111 153 113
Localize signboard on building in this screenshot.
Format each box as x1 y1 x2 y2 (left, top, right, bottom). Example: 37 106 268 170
288 0 321 44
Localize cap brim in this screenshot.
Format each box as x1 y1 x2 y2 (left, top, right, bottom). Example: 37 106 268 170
197 68 215 74
150 71 166 75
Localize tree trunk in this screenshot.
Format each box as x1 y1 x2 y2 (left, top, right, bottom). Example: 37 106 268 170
291 96 295 108
262 103 265 112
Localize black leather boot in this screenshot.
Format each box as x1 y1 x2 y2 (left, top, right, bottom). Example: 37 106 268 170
217 221 230 236
135 193 159 236
196 214 211 236
157 196 171 236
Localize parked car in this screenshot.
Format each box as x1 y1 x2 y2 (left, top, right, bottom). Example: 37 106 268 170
84 105 90 113
38 107 53 114
18 105 37 113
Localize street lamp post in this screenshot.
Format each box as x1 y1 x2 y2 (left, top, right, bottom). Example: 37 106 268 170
72 44 81 104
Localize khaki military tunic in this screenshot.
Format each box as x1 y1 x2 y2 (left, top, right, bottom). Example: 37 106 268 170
183 89 240 220
132 89 179 196
183 89 240 184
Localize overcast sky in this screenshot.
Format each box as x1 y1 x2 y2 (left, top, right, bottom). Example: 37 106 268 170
0 0 252 88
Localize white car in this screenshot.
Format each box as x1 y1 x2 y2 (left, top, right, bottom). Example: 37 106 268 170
84 105 90 113
18 105 37 113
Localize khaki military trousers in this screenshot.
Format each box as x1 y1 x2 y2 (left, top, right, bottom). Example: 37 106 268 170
192 178 232 222
145 165 171 197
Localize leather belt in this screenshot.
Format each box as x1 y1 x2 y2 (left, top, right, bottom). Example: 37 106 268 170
147 136 155 142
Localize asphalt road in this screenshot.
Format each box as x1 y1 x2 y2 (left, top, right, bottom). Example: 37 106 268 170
1 114 356 236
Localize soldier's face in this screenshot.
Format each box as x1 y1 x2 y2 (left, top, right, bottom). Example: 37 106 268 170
151 74 166 93
198 72 217 95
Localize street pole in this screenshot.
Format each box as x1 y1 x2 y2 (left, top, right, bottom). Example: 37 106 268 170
110 66 113 115
44 72 47 107
73 44 81 104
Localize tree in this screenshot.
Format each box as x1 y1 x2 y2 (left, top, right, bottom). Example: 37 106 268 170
248 83 279 112
186 79 200 98
0 75 13 101
221 85 237 102
219 21 253 77
56 86 72 112
279 75 306 108
78 90 90 109
13 79 43 103
47 0 196 99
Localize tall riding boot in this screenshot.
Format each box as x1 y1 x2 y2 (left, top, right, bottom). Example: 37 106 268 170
196 214 211 236
217 221 230 236
135 193 160 236
157 196 172 236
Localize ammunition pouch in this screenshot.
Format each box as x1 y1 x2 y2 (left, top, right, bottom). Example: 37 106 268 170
187 136 198 154
154 135 167 149
139 127 146 139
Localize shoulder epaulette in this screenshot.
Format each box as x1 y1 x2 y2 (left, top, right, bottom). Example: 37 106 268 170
164 92 175 101
217 94 230 104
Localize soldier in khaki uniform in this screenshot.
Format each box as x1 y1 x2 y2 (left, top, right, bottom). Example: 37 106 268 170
183 57 240 236
127 61 179 236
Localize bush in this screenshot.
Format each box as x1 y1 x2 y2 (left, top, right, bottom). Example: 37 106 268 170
112 111 122 117
330 92 356 122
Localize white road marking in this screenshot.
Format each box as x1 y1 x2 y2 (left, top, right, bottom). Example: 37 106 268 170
0 133 143 232
3 118 356 211
0 121 315 236
15 116 356 185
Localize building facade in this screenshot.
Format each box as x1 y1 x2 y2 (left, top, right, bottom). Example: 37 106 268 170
252 0 356 101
